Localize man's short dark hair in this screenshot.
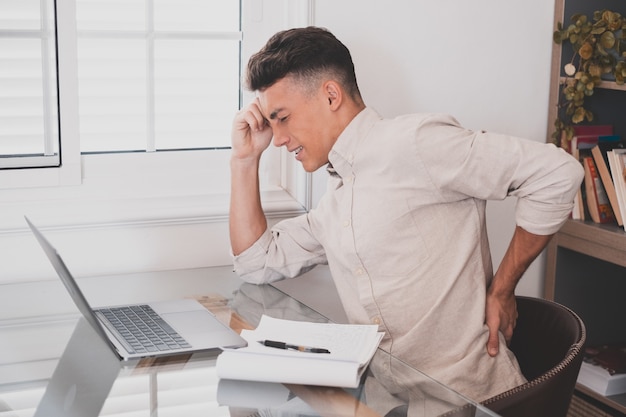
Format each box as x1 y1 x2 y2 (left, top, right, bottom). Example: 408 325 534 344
246 26 362 102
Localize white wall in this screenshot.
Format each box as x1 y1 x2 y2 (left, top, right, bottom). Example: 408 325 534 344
1 0 557 322
0 0 310 322
312 0 557 297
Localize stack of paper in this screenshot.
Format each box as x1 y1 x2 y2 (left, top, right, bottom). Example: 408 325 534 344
216 315 384 388
578 362 626 396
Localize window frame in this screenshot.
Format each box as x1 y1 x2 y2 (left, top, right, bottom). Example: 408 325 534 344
0 0 61 169
0 0 314 230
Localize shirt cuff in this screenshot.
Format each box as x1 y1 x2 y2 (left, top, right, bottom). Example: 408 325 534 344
232 229 273 284
516 200 574 235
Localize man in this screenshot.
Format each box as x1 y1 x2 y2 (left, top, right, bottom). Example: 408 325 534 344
229 26 583 401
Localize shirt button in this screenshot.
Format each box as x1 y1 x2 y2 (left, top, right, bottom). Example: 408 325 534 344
372 317 381 325
343 220 351 227
354 267 364 276
345 176 354 183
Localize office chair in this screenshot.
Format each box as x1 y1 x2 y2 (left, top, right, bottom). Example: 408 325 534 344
480 296 586 417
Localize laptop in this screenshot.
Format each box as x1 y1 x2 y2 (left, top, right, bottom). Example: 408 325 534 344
25 216 247 360
34 318 122 417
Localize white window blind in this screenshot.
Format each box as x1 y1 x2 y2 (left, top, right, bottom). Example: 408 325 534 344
0 0 240 169
0 0 59 169
75 0 241 153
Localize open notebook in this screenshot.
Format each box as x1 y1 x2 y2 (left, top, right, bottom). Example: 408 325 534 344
216 314 383 388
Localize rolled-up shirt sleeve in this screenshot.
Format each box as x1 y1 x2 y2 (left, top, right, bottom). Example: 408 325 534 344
512 154 584 235
487 132 584 235
415 115 585 236
232 213 328 284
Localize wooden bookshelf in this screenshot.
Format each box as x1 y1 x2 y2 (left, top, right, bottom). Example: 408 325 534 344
557 78 626 93
546 0 626 414
545 220 626 415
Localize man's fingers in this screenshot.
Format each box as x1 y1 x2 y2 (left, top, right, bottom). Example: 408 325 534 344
486 326 500 357
231 102 273 162
246 99 268 131
502 322 515 345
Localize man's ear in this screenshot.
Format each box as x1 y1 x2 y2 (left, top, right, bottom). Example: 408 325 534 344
324 81 342 110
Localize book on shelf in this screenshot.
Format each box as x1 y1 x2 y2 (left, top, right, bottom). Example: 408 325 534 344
567 126 615 220
562 125 613 154
578 344 626 396
569 143 590 220
591 140 625 226
583 156 616 224
586 344 626 375
572 125 614 137
216 315 384 388
608 149 626 232
571 145 592 221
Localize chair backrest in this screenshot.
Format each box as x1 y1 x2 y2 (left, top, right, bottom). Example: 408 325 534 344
480 296 586 417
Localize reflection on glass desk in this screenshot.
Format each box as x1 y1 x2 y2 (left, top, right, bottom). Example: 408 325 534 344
0 268 500 417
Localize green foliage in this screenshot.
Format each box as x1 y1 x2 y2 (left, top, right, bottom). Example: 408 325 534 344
552 10 626 146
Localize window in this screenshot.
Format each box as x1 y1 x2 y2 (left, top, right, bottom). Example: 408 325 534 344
0 0 59 169
0 1 313 226
75 0 240 153
1 0 239 164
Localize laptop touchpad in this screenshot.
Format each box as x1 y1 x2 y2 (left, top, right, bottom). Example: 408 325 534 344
163 311 228 335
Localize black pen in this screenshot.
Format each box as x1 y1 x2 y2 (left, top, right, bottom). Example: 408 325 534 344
258 339 331 354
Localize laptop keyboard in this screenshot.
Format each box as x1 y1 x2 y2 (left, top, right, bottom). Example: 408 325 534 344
97 305 192 354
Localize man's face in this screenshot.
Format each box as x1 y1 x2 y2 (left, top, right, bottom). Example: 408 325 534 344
257 76 338 172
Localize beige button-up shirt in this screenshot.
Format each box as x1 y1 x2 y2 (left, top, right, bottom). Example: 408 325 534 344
233 108 583 401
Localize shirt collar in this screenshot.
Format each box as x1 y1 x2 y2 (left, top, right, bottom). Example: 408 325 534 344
327 107 381 178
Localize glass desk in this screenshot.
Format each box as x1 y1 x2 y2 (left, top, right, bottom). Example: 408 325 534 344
0 267 500 417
